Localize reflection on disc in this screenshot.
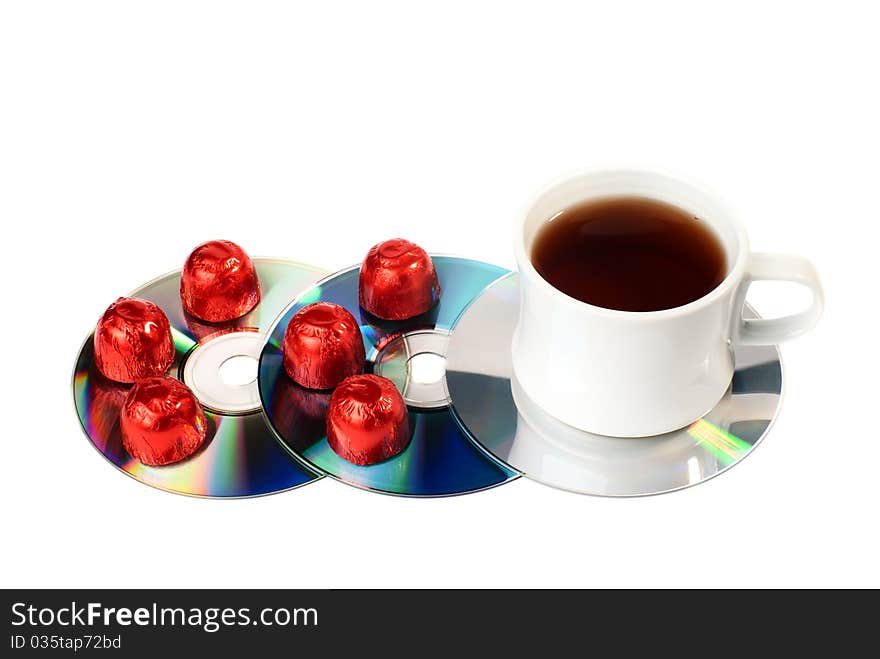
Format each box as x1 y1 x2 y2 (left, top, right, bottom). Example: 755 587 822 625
446 273 783 497
258 256 519 497
72 259 328 498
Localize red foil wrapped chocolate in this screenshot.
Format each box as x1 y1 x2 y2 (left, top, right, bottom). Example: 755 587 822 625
120 376 208 466
282 302 365 389
327 374 411 465
359 238 440 320
93 297 175 384
180 240 261 323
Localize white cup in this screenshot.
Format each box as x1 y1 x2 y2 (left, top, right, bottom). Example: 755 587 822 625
511 169 824 437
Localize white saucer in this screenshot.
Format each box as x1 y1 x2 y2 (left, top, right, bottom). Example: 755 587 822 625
445 273 783 496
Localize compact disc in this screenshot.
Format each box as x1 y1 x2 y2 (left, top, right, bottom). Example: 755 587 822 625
446 273 783 497
258 256 519 497
73 258 328 498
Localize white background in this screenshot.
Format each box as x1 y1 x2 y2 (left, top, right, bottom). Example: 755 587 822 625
1 1 877 588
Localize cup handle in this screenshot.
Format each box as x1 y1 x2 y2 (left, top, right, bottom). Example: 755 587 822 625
736 252 824 346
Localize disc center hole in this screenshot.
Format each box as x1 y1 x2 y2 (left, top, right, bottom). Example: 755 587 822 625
218 355 258 387
407 353 446 385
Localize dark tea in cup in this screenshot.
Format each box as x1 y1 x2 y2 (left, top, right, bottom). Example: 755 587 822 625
531 196 727 312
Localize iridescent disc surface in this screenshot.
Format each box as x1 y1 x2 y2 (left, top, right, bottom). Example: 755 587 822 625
258 256 519 497
446 273 783 497
73 259 328 498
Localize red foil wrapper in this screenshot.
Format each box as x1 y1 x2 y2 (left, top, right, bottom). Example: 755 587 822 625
93 297 175 384
283 302 365 390
180 240 261 323
327 374 411 465
282 302 366 389
359 238 440 320
120 376 208 466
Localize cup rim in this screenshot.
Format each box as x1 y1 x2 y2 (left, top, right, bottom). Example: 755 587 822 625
514 167 751 319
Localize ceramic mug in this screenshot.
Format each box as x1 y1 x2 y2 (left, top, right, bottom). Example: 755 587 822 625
511 169 823 437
